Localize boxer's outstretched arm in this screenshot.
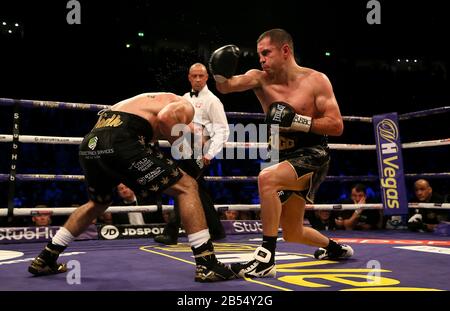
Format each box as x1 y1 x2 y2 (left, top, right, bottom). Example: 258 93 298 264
215 69 261 94
209 45 261 94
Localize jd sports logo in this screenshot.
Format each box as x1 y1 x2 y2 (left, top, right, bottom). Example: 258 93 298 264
100 225 119 240
88 136 98 150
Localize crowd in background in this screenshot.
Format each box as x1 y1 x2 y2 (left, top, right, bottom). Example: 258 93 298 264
3 177 448 234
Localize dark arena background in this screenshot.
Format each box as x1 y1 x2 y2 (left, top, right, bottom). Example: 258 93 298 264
0 0 449 307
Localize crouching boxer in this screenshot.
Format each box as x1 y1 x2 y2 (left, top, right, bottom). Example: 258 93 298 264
28 92 235 282
209 28 354 278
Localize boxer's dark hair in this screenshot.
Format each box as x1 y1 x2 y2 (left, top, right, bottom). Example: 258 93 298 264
257 28 294 53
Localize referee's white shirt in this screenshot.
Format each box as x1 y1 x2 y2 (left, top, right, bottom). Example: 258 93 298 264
182 85 229 159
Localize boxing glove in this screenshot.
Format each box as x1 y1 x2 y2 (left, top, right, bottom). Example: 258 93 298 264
209 45 240 83
266 102 312 132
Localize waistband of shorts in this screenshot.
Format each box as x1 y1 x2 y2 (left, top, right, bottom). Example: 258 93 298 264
92 110 153 139
270 131 328 150
280 143 329 156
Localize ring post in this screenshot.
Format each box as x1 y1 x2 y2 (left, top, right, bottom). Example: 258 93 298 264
7 101 20 223
373 112 408 220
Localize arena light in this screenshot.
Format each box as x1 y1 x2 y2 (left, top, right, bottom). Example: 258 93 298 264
15 23 19 27
126 43 131 48
405 59 409 63
414 59 417 63
325 51 331 57
397 59 401 62
8 30 12 34
2 22 6 26
138 32 144 37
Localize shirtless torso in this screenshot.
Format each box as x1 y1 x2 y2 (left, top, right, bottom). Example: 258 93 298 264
111 92 194 141
215 36 342 137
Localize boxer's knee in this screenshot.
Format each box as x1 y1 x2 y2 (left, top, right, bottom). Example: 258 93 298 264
179 174 199 194
167 173 198 197
258 169 278 192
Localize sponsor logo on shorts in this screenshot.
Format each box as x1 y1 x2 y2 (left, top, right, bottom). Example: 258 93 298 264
269 135 295 151
137 167 164 185
138 136 146 146
128 158 154 172
94 114 123 129
88 136 98 150
79 148 114 159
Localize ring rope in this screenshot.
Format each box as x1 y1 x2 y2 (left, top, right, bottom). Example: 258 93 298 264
1 134 449 150
1 203 448 217
2 99 449 220
0 97 110 111
1 173 449 183
402 138 450 149
0 97 374 122
3 98 448 122
398 106 450 120
3 98 448 121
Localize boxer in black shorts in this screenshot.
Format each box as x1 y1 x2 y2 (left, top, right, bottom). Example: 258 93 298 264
275 132 330 205
78 110 182 204
28 92 235 282
209 28 354 279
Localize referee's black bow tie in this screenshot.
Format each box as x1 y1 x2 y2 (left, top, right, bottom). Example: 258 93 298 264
190 90 199 97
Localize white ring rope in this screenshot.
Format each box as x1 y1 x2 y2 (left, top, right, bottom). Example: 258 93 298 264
2 173 449 183
0 134 82 145
402 138 450 149
1 134 449 150
1 99 449 220
0 203 448 217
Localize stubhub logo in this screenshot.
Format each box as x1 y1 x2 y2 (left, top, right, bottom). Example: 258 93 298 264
232 221 263 233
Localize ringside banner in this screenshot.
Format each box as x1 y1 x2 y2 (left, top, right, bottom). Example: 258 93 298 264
98 224 170 240
0 224 98 244
373 112 408 216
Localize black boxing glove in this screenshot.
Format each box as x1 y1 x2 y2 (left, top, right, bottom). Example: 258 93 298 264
209 45 240 83
266 102 312 132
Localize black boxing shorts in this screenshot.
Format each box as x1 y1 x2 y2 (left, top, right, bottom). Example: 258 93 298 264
78 110 182 204
269 132 329 204
178 158 205 180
